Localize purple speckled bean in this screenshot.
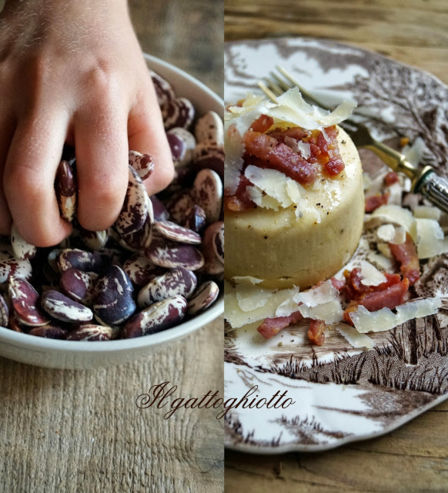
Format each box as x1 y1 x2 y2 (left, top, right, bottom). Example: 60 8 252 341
201 222 224 275
122 255 161 287
129 150 155 180
55 159 76 222
192 169 223 223
187 281 220 315
93 265 136 325
29 325 67 339
57 249 107 274
123 295 187 338
167 127 196 167
137 268 197 308
115 166 149 236
60 268 98 305
151 196 169 222
9 277 49 327
146 238 204 270
79 229 108 250
194 111 224 146
214 222 224 264
153 220 201 245
183 205 207 233
151 71 175 112
166 191 195 225
67 324 116 341
0 293 9 327
41 290 93 323
0 250 32 284
192 142 224 178
163 98 195 131
11 224 37 261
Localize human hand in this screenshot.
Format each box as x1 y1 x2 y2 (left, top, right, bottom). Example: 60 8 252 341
0 0 174 246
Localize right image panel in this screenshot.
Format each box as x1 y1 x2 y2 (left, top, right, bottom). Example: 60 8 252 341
224 1 448 490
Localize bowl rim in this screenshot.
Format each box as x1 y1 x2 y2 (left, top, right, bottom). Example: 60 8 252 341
0 53 224 355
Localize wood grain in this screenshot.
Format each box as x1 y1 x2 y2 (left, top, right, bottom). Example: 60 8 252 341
225 1 448 490
0 1 224 492
225 0 448 84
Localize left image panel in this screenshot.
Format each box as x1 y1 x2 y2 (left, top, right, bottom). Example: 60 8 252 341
0 0 224 491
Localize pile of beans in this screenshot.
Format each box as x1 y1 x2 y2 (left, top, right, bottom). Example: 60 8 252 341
0 71 224 341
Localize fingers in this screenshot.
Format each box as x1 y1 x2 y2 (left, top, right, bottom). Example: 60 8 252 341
74 100 129 231
0 117 15 235
128 82 174 196
3 110 72 247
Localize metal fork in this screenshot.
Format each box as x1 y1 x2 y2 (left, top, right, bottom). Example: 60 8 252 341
259 66 448 214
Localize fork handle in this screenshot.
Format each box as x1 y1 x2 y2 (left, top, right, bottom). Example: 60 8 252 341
365 141 419 179
414 169 448 215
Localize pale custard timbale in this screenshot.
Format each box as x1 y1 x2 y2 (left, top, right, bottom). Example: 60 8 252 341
225 126 364 289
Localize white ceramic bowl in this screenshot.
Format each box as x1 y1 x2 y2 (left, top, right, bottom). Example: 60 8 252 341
0 54 224 369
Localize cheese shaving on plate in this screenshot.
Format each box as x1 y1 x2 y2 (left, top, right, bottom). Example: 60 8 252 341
225 282 298 329
410 218 448 259
275 280 343 323
355 260 387 286
336 324 374 349
350 297 442 334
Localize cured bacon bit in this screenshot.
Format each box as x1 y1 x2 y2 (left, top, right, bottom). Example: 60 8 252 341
365 193 389 212
250 114 274 133
344 278 410 324
243 131 317 185
268 127 309 142
324 158 345 176
224 175 255 212
389 233 420 285
343 268 402 299
358 278 409 311
308 319 326 345
331 276 345 291
384 171 399 186
257 310 303 339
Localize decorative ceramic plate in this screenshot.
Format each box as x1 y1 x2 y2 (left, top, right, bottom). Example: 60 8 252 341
224 37 448 453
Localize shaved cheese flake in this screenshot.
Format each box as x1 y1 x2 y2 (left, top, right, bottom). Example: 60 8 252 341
411 218 448 259
356 260 387 286
276 297 300 317
336 323 374 349
413 205 441 221
351 297 442 334
245 165 299 208
225 283 297 329
297 141 311 159
367 250 394 271
285 179 302 204
371 205 415 232
377 224 395 242
376 224 406 245
298 299 343 324
267 87 356 130
387 182 403 206
231 276 263 285
377 242 393 259
293 280 339 307
236 285 273 312
224 124 244 194
225 94 268 135
246 185 281 210
403 136 426 166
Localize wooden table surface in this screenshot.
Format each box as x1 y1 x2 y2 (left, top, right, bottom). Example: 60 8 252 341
0 1 224 492
224 1 448 491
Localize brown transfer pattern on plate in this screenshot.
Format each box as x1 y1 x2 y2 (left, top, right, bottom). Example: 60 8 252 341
224 37 448 453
